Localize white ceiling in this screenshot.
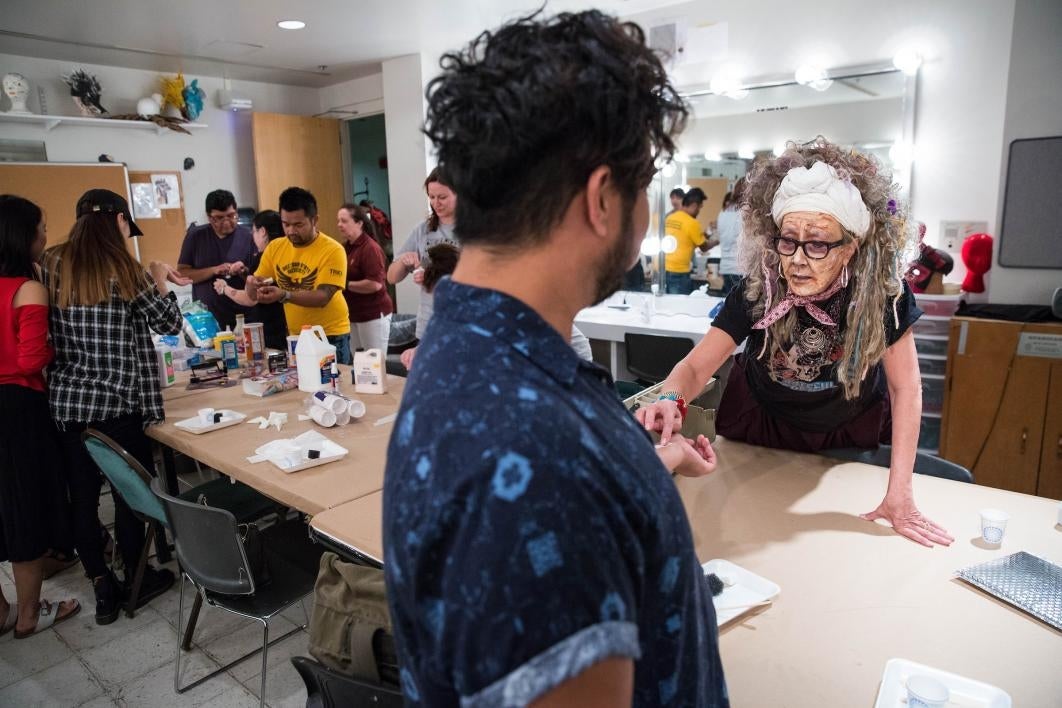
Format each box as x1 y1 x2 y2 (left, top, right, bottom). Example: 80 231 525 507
0 0 685 87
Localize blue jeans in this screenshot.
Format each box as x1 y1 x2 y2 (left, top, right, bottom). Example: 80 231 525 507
329 333 352 365
665 271 693 295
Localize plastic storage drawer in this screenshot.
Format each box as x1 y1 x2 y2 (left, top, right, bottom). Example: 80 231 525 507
912 315 951 337
914 293 961 318
922 375 945 414
914 336 949 357
918 355 947 377
918 415 941 452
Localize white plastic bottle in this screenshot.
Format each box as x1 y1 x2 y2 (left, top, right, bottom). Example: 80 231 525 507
295 324 337 393
353 348 387 394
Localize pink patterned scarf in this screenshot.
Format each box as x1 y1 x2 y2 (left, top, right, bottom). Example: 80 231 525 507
752 262 846 358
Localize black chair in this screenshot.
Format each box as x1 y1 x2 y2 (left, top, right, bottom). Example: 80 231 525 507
291 656 403 708
81 430 280 618
624 333 695 386
152 479 322 707
824 445 973 483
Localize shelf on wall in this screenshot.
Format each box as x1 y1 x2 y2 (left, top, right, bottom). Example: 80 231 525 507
0 112 207 136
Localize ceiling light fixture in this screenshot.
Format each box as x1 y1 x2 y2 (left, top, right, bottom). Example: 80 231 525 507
277 20 306 30
794 64 833 92
738 148 755 160
709 67 749 101
892 49 922 76
703 150 722 162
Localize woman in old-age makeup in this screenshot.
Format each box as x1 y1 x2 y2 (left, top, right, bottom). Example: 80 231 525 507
638 137 953 548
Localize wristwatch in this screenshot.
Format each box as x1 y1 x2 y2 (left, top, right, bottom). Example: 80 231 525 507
281 290 292 304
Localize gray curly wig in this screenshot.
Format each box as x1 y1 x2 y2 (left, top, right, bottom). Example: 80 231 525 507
739 136 912 400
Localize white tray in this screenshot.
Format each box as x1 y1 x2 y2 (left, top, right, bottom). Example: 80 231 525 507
702 559 780 626
174 410 246 434
874 658 1011 708
268 438 348 473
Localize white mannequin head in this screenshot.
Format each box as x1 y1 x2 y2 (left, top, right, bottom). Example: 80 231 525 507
2 73 31 114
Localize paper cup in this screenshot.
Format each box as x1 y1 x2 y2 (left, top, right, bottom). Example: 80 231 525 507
307 406 336 428
979 508 1009 545
198 408 215 424
347 398 366 419
906 675 949 708
312 391 348 414
335 410 351 426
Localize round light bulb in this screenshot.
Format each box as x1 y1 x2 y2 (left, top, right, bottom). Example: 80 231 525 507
893 49 922 76
640 236 661 256
277 20 306 30
794 64 825 86
661 235 678 254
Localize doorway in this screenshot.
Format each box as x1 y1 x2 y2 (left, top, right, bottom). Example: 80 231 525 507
347 114 390 216
346 113 395 303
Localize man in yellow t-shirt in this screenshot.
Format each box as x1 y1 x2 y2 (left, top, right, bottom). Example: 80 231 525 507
246 187 353 363
663 187 717 294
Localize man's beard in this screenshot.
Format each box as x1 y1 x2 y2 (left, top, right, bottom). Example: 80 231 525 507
591 204 638 305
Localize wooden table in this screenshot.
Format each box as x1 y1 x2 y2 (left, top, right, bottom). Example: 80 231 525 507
676 439 1062 707
309 491 383 567
148 372 404 515
310 438 1062 705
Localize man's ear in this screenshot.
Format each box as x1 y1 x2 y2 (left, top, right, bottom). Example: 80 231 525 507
584 165 614 239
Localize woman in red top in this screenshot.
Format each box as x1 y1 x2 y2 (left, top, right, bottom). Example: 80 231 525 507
337 203 393 353
0 195 80 638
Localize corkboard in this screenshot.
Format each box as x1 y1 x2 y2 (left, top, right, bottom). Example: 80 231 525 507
0 162 136 257
128 170 187 266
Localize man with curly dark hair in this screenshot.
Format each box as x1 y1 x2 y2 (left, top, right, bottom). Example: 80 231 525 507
383 10 728 707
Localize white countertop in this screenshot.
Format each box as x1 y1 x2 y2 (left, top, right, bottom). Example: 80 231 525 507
575 290 724 343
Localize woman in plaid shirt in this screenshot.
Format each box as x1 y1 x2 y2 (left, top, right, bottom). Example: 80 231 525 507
41 189 190 626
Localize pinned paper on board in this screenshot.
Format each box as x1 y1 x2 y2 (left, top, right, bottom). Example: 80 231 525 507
130 182 161 219
151 173 181 209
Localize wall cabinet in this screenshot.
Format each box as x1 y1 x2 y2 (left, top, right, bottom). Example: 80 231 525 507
939 317 1062 497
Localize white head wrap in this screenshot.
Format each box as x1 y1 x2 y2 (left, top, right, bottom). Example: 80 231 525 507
771 161 872 238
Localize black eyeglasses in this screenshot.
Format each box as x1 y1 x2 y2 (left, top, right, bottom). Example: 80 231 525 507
772 235 849 260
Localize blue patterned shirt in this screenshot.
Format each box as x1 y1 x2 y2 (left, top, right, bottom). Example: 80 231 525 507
383 279 728 707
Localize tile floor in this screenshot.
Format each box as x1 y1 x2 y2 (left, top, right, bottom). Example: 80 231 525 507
0 471 313 707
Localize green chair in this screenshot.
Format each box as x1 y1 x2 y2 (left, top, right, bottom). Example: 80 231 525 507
81 429 280 619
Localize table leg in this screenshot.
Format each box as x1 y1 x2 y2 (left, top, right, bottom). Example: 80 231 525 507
609 341 619 380
153 442 178 563
159 443 179 496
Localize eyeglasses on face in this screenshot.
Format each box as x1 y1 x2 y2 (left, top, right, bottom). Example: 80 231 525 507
771 235 848 260
209 212 238 224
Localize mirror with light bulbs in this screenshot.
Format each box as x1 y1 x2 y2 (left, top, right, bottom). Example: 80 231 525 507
635 60 918 295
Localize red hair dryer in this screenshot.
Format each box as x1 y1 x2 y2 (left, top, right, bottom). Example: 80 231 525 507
961 233 993 293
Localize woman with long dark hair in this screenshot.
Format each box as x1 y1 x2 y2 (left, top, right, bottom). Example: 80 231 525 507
0 195 81 638
386 168 459 340
42 189 189 625
337 203 392 353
